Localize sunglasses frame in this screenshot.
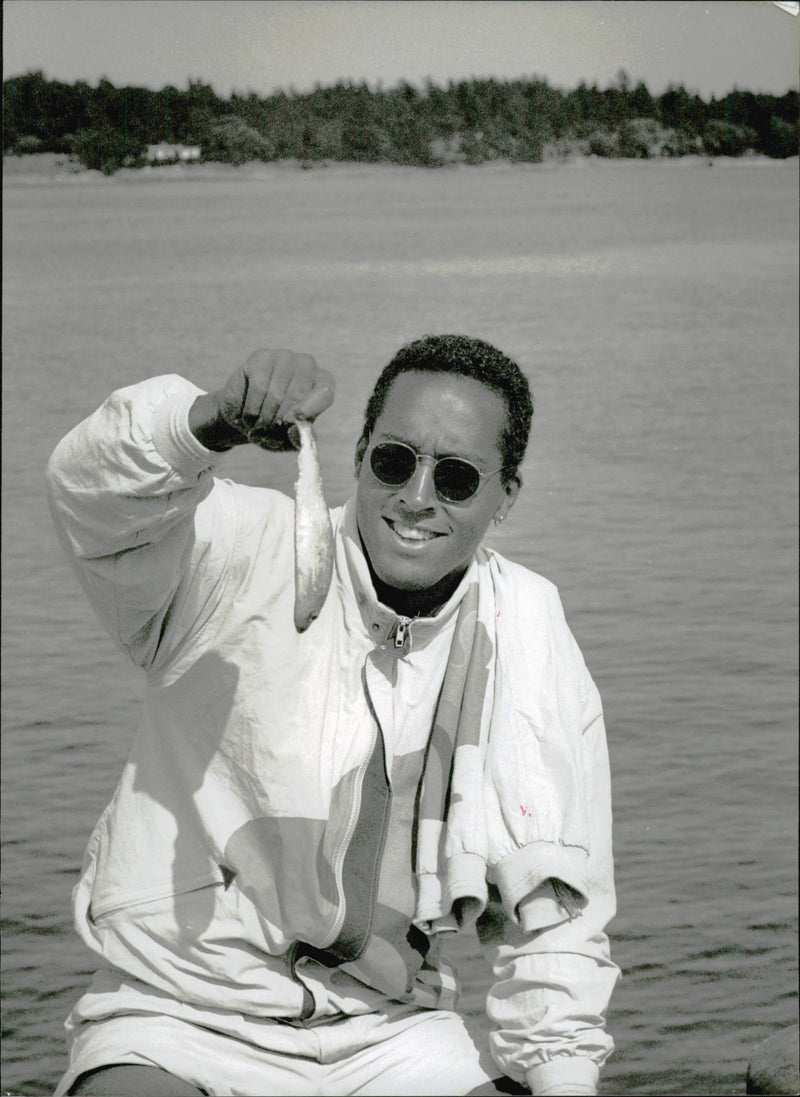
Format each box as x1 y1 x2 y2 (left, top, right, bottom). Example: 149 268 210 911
367 440 505 504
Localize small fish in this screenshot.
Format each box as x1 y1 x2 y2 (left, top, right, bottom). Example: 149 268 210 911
293 420 334 632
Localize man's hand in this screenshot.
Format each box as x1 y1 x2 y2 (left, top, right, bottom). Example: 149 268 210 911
189 349 335 452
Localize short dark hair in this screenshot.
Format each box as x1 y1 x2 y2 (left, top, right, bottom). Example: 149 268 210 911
360 334 533 488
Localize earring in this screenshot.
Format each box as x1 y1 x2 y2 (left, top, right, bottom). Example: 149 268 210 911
493 514 504 527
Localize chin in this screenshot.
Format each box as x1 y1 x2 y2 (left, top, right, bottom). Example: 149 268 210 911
372 560 439 592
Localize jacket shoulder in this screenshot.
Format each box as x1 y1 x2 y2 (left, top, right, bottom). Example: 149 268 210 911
486 549 598 717
485 549 564 613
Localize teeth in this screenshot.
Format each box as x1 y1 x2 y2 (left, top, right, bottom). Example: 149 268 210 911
389 520 437 542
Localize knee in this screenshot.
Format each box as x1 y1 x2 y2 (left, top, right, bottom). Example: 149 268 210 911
68 1064 207 1096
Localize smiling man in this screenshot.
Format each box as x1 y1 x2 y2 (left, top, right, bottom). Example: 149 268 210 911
47 335 617 1097
355 366 518 618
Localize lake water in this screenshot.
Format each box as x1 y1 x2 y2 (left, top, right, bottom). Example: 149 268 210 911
2 158 797 1096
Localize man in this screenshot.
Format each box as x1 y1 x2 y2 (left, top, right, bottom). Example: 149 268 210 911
47 335 618 1097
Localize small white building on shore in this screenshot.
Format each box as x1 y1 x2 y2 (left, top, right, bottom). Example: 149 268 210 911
146 143 201 163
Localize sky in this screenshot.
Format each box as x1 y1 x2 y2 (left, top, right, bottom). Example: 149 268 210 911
3 0 799 100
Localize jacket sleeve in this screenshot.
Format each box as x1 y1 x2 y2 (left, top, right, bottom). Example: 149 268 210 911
478 706 618 1096
46 374 248 674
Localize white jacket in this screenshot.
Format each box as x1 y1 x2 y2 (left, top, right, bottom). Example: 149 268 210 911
46 374 619 1096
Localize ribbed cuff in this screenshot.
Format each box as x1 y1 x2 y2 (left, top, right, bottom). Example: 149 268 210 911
151 388 220 476
493 844 589 930
526 1057 598 1096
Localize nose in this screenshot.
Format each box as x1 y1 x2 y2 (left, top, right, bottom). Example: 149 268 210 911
397 455 438 511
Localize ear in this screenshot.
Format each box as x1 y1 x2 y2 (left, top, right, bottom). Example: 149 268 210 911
494 474 521 525
354 434 369 478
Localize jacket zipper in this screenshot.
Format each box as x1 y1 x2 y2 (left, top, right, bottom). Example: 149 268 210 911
327 720 378 945
327 618 408 948
326 618 410 948
392 615 412 653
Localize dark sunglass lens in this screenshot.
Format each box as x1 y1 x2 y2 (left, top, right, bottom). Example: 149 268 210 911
434 458 481 502
370 443 416 486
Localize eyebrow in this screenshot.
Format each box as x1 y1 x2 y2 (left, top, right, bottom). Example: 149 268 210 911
377 431 492 469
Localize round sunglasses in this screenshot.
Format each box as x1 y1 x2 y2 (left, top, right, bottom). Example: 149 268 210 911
368 440 504 504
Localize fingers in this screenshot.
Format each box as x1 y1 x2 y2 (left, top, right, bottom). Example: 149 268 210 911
291 370 335 423
221 349 335 451
272 353 317 423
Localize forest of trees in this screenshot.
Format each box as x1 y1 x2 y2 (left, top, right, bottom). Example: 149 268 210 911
4 68 798 174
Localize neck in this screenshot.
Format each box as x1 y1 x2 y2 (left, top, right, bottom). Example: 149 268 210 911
374 573 466 619
363 552 467 619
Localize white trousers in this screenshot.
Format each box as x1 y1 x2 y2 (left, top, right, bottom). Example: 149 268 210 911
54 973 509 1097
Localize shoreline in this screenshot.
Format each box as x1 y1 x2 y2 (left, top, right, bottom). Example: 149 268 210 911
4 151 796 186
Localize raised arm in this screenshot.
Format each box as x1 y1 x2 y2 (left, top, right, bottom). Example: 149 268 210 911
46 350 334 672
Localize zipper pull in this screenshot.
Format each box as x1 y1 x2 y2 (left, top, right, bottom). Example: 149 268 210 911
393 616 411 652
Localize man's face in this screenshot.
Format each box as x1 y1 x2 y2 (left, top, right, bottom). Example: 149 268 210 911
355 371 519 597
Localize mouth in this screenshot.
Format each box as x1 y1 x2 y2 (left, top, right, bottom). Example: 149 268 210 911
384 517 444 545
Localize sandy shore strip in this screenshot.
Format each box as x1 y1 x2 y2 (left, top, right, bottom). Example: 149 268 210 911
4 151 795 186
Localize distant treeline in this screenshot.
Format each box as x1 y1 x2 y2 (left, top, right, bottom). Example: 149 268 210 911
4 68 798 173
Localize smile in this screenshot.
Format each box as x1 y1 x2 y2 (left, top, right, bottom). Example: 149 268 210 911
384 518 443 544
